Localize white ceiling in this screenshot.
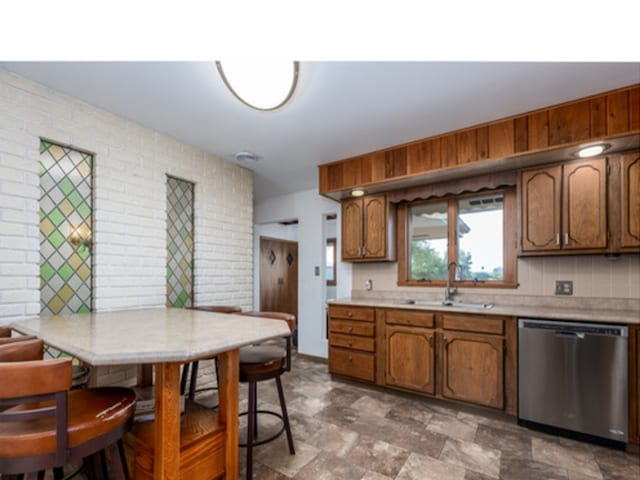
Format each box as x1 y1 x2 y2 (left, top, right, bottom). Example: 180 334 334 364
1 61 639 200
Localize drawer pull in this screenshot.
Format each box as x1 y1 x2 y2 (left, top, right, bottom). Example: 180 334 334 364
348 341 353 347
348 327 353 333
348 311 353 317
348 356 353 362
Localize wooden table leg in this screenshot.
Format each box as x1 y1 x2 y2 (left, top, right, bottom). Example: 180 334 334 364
154 362 182 480
217 349 239 479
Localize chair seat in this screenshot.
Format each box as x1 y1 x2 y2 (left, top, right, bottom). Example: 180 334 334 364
239 345 286 378
0 387 135 458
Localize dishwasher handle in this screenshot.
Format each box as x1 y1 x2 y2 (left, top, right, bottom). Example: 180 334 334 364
554 330 585 339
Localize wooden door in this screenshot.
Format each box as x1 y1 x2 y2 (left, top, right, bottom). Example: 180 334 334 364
259 237 298 318
385 325 435 394
341 198 363 260
621 153 640 248
442 332 504 409
521 166 562 251
363 194 388 258
562 158 608 250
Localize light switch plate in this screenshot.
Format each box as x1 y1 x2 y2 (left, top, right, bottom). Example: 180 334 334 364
555 280 573 295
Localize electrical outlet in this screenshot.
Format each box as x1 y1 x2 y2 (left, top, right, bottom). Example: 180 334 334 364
555 280 573 295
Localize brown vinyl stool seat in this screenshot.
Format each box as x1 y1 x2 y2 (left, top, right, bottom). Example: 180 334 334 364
238 311 296 480
182 305 242 401
0 340 136 480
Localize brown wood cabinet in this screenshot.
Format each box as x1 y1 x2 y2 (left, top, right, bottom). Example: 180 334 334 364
621 152 640 248
328 305 376 382
521 157 608 253
341 194 396 262
379 308 512 412
384 310 435 394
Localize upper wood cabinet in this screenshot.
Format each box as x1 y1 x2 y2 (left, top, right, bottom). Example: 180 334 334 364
341 194 396 262
521 157 608 253
621 152 640 248
319 84 640 198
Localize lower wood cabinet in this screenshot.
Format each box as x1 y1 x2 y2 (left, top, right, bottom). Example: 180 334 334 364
441 332 504 409
328 305 376 382
385 325 435 394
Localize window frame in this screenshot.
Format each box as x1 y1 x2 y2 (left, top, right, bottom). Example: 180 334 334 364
397 187 518 288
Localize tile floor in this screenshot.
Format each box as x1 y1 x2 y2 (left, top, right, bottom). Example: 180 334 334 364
191 354 640 480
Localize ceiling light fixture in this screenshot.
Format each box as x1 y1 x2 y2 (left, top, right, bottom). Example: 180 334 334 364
216 61 299 111
233 151 260 163
576 143 609 158
351 189 365 197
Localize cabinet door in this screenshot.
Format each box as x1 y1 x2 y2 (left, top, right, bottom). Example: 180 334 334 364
341 198 363 260
385 325 435 394
363 194 387 258
562 158 608 249
442 332 504 409
521 166 562 251
621 153 640 248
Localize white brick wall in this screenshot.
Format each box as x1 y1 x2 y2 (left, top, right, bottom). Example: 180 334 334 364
0 70 255 324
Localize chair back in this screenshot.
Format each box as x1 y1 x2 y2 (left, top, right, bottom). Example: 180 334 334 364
239 312 296 372
0 358 72 468
0 335 37 346
0 338 44 362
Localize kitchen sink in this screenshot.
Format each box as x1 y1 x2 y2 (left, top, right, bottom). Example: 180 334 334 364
396 299 494 310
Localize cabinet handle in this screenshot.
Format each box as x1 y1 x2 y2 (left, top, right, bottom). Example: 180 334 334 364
428 335 433 347
348 327 353 333
348 341 353 347
362 244 366 256
556 233 561 246
347 311 353 318
564 233 569 246
348 356 353 363
443 337 448 350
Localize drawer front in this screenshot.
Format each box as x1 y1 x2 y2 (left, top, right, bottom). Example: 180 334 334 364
329 347 375 382
329 305 375 322
442 314 504 335
329 333 375 352
329 319 375 337
385 309 435 328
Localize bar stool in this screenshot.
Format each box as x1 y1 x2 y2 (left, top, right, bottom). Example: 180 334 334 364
182 305 242 402
238 311 296 480
0 340 136 480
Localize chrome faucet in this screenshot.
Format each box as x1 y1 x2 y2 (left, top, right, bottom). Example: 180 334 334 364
444 261 460 304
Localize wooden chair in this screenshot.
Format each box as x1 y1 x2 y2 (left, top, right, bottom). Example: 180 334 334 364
238 311 296 480
0 326 12 337
182 305 242 401
0 335 37 346
0 340 136 480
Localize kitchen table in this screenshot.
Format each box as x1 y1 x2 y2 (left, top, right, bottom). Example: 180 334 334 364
10 308 290 480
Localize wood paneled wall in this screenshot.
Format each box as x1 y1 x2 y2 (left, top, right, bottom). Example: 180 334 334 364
319 84 640 195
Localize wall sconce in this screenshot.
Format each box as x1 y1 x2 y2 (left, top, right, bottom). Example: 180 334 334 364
68 224 92 249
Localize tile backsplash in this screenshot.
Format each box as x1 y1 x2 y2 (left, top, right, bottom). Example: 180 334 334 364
352 254 640 300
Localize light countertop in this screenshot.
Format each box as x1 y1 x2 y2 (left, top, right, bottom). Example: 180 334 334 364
10 307 291 365
328 297 640 325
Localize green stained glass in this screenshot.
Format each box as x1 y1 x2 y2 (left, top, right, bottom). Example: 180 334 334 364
48 207 65 227
67 190 83 208
58 177 74 196
166 176 193 308
48 230 66 249
40 262 55 282
39 140 93 316
58 263 74 282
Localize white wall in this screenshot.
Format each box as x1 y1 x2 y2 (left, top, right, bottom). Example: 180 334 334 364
0 70 255 326
255 188 351 358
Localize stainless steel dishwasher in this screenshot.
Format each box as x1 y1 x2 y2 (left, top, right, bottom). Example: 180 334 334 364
518 318 628 445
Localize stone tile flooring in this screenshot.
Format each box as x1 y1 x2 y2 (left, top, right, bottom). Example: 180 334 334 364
191 354 640 480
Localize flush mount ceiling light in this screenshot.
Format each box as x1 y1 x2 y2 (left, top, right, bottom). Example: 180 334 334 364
575 143 610 158
216 61 299 111
351 189 366 197
233 150 260 163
